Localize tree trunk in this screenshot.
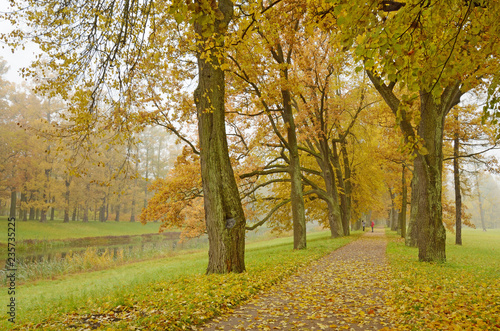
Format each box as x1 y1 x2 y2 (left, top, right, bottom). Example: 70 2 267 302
194 0 246 273
453 128 462 245
115 201 121 222
393 207 400 232
282 88 307 249
144 146 149 209
9 190 16 219
405 174 418 247
40 209 47 222
50 198 55 221
332 142 350 236
367 72 460 262
40 168 51 223
72 206 77 221
341 142 352 234
130 196 136 222
99 196 106 222
412 92 447 262
29 202 35 220
327 199 343 238
94 201 98 221
83 205 89 222
105 197 109 221
389 188 399 231
400 165 407 239
63 177 70 223
20 192 27 221
477 184 486 231
314 137 343 237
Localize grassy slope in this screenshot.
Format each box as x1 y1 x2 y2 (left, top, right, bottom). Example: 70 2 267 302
0 217 164 243
1 231 361 330
386 229 500 330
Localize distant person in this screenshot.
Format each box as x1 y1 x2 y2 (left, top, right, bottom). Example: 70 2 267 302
371 220 375 232
362 220 366 231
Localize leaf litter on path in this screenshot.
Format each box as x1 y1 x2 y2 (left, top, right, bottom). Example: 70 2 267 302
201 229 393 331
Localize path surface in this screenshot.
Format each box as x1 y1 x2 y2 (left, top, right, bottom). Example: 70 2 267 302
201 228 393 330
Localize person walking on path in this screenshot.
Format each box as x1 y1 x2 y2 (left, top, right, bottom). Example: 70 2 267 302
362 220 366 231
371 220 375 232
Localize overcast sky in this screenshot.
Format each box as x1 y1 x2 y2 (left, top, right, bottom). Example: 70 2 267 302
0 0 40 84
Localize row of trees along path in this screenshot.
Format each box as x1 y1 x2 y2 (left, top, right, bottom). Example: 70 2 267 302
202 228 392 330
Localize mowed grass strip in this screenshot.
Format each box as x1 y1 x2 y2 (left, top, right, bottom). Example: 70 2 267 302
386 229 500 330
3 231 361 330
0 217 165 243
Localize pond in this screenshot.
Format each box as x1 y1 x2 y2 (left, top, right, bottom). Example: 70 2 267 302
1 233 209 284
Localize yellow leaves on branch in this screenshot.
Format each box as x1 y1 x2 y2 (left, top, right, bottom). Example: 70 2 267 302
140 147 205 239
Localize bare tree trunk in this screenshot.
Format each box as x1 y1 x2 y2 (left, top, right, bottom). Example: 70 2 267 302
389 188 399 231
453 127 462 245
29 192 35 220
477 183 486 231
309 133 343 238
194 0 246 273
411 92 447 262
50 197 55 221
399 165 407 239
9 189 16 219
99 196 106 222
20 192 27 221
83 183 90 222
40 209 47 222
130 197 136 222
405 175 418 247
341 142 352 234
115 201 121 222
332 142 350 236
63 177 70 223
83 205 89 222
144 146 149 209
282 88 307 249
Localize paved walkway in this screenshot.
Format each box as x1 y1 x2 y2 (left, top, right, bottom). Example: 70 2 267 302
201 228 393 330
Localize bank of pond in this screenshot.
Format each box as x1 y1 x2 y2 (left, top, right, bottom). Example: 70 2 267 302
1 232 208 284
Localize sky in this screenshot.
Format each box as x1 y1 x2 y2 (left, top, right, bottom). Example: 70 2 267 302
0 0 40 84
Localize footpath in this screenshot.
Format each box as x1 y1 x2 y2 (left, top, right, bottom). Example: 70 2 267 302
202 228 393 330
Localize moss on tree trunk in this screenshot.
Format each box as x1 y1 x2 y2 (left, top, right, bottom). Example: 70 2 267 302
194 0 246 273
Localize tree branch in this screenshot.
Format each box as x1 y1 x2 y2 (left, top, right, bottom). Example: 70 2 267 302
245 198 291 230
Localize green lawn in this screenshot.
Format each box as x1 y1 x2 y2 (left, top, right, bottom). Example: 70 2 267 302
0 217 164 243
1 230 361 330
386 228 500 330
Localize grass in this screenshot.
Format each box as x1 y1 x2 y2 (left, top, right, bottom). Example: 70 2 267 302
0 217 164 243
386 228 500 330
3 242 177 284
1 230 361 330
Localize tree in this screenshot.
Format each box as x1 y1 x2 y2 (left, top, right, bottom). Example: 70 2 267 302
6 0 248 273
226 2 310 248
326 0 500 262
444 105 497 244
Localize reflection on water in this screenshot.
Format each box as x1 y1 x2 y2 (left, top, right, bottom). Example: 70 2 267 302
1 234 209 284
18 238 206 264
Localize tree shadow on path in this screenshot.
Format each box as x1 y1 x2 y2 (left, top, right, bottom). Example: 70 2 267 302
201 228 393 330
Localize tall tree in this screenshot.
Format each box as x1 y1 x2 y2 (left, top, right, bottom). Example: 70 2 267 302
327 0 500 262
6 0 247 273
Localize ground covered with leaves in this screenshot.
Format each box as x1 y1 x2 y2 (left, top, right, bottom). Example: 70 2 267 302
202 229 392 330
11 232 360 330
386 230 500 330
10 229 499 330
